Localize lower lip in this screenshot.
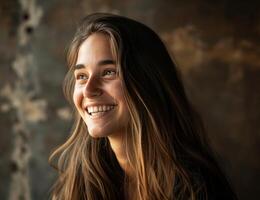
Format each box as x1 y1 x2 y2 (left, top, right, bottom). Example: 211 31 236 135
86 107 116 119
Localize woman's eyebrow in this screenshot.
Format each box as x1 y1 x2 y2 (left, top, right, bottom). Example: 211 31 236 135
73 59 116 71
73 64 85 71
98 59 115 66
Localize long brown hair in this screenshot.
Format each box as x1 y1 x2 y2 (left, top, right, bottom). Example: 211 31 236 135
49 13 237 200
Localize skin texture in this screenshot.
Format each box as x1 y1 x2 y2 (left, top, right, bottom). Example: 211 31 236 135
73 33 131 173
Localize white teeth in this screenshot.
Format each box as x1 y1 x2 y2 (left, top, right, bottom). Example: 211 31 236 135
91 112 105 117
87 105 115 115
89 107 93 113
93 106 98 112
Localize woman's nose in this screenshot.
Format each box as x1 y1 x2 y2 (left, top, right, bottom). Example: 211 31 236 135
83 75 102 98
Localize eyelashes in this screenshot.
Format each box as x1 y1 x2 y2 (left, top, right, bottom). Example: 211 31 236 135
76 73 88 80
102 69 117 77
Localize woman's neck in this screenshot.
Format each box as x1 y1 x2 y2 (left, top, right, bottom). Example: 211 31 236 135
108 134 134 177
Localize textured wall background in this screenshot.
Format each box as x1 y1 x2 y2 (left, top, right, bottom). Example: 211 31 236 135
0 0 259 199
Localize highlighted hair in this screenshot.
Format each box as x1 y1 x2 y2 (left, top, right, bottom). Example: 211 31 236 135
49 13 236 200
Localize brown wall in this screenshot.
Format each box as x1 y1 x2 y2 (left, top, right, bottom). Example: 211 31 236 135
0 0 259 199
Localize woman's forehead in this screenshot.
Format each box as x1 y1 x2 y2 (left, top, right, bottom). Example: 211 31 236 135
76 34 114 64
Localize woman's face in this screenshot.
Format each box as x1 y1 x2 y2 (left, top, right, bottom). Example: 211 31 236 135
73 33 130 138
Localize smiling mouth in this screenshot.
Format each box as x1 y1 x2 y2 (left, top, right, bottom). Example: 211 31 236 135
86 105 116 117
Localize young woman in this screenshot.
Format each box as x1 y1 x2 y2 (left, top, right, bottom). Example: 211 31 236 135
49 13 237 200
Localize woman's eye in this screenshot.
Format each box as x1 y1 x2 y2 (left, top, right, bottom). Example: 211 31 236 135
103 69 117 77
76 74 88 80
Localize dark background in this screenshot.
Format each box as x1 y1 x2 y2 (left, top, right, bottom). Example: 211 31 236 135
0 0 259 199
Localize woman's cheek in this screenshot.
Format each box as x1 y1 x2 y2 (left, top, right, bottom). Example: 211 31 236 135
73 87 83 109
